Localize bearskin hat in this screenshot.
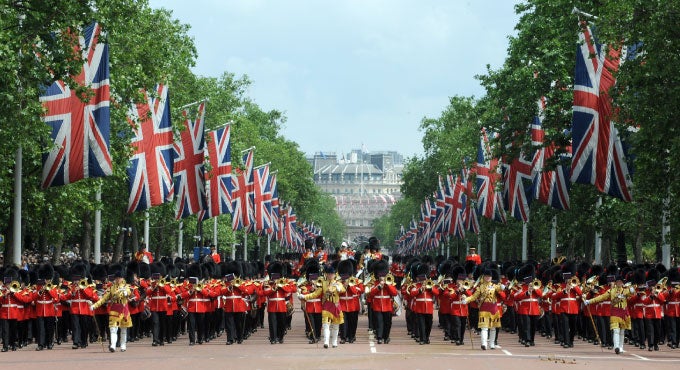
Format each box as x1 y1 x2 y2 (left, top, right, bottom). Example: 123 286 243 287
138 261 151 279
632 268 646 285
393 255 402 264
69 263 87 281
655 263 667 275
108 264 124 279
149 262 167 278
91 264 108 281
17 269 30 285
305 260 321 280
37 263 55 281
374 260 390 278
337 259 354 278
3 267 19 282
590 264 603 278
166 264 180 279
518 264 535 281
267 261 283 277
186 263 202 279
577 262 590 279
552 269 564 284
464 260 476 276
605 263 619 276
451 265 466 281
646 268 660 283
223 261 242 277
668 268 680 285
368 236 379 248
438 260 455 277
414 262 429 279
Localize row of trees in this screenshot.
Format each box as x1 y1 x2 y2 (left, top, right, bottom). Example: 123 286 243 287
373 0 680 264
0 0 344 265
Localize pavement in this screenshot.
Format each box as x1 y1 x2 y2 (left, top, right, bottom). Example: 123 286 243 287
3 304 680 370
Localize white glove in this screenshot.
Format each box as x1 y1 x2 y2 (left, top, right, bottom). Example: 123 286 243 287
89 304 95 311
500 284 506 291
617 294 624 300
583 300 589 306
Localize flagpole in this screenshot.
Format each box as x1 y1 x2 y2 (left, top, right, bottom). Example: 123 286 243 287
144 210 150 252
213 217 218 251
521 221 528 262
492 230 497 261
662 191 671 268
178 221 183 259
571 7 598 20
594 196 602 264
254 162 271 170
241 146 256 154
179 98 209 110
550 215 557 261
243 232 248 261
94 186 102 264
12 146 22 266
267 233 271 256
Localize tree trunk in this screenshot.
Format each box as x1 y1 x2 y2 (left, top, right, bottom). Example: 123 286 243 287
602 236 611 265
615 230 627 265
131 225 139 254
38 214 49 256
51 227 64 266
112 230 125 263
634 228 644 264
155 222 164 261
81 211 92 262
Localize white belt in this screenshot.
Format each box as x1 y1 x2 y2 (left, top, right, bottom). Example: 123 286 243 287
224 296 242 299
2 304 22 308
151 296 168 300
668 302 680 305
71 299 90 303
340 297 355 300
416 298 431 302
37 300 54 304
268 298 286 301
561 298 577 301
634 304 644 308
521 299 539 303
374 296 390 299
306 299 321 302
646 304 661 308
188 299 210 302
451 301 466 305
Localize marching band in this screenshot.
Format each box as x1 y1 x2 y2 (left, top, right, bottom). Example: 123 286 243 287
2 240 680 356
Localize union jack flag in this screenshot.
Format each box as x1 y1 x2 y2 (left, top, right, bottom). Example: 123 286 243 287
173 103 207 219
269 172 280 239
436 176 451 236
126 84 174 213
461 164 480 235
503 153 533 222
532 96 571 210
447 172 466 239
40 22 111 189
231 148 254 231
283 206 298 250
571 20 633 201
201 125 233 219
253 163 272 233
475 129 506 223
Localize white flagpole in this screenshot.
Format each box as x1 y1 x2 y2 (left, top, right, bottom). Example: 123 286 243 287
179 98 209 110
12 146 22 266
522 221 528 262
594 197 602 264
492 230 497 261
231 241 236 260
550 215 557 261
243 233 248 261
662 191 671 268
178 221 183 259
94 186 102 264
144 211 150 251
213 217 218 250
267 233 271 256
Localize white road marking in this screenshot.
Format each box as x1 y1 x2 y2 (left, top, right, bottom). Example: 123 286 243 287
369 329 376 354
502 349 512 356
630 354 649 361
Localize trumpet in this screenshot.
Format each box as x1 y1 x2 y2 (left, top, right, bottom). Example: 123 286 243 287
423 278 435 290
460 279 473 291
507 279 519 291
276 277 288 289
347 276 360 287
158 277 168 287
569 276 580 287
8 280 22 293
44 282 56 292
194 282 205 292
531 278 542 290
78 278 90 290
170 277 178 287
385 273 396 286
232 277 244 288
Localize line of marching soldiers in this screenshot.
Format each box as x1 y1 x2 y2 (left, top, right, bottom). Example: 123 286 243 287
381 255 680 354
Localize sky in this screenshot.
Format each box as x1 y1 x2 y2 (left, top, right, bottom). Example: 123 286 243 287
149 0 521 159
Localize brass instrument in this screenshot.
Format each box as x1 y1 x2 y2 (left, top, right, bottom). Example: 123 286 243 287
423 278 435 290
170 277 178 287
232 277 244 288
78 278 90 290
315 277 324 289
296 277 307 287
507 279 519 291
461 279 473 291
654 277 668 294
44 282 56 291
9 280 22 293
385 273 395 286
276 277 288 289
347 276 360 287
158 277 168 287
570 276 580 287
532 278 542 290
194 282 205 292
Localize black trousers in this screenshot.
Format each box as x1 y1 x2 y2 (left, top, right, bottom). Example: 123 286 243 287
268 312 287 341
36 317 56 347
439 313 450 338
2 319 17 349
224 312 245 342
632 318 645 345
341 311 359 340
57 312 70 342
94 314 108 340
596 315 612 346
646 318 662 346
416 313 433 342
373 311 393 340
151 311 167 344
306 312 321 340
187 312 206 343
561 313 577 345
522 315 538 343
450 315 467 342
71 314 90 346
668 316 679 346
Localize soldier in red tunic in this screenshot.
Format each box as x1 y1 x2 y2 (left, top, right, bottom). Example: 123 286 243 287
338 259 363 344
299 260 322 343
368 260 398 344
261 261 297 344
33 264 61 351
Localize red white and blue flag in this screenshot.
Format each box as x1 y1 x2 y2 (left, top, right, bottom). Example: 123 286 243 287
253 163 272 233
461 164 480 235
502 152 533 222
40 22 112 189
173 103 207 219
201 125 233 219
474 129 506 223
571 20 633 201
269 172 281 239
532 96 571 210
447 172 466 239
231 148 254 231
127 84 174 213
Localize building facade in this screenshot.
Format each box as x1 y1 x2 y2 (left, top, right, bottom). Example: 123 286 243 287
309 150 403 241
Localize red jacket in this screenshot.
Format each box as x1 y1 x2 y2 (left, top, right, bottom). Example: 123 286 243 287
445 288 470 317
183 286 218 313
555 284 582 315
34 287 60 317
514 286 541 316
146 283 173 312
261 282 296 313
1 289 34 320
220 282 255 313
339 284 363 312
437 283 455 315
69 286 98 315
369 284 398 312
642 291 666 319
666 289 680 317
408 283 440 314
299 282 323 314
